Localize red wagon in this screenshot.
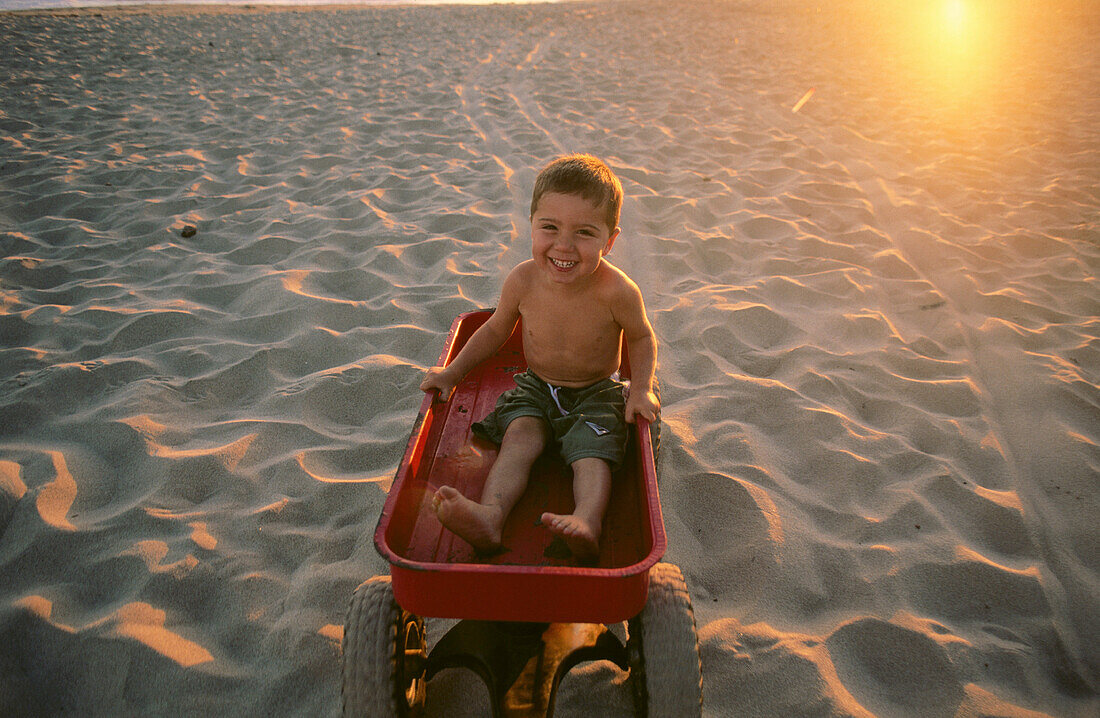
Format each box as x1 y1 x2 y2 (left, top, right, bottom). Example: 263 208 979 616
342 310 702 717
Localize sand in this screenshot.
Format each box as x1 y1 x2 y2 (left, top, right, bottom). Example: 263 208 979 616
1 0 1098 715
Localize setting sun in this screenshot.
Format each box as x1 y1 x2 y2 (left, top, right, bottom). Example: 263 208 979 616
943 0 967 36
852 0 1047 128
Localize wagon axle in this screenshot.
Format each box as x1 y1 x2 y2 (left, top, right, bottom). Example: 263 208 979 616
425 619 632 717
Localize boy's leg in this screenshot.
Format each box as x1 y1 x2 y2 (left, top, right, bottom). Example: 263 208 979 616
433 416 547 552
541 457 611 563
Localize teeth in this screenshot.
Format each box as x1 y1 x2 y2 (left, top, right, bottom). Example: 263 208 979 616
551 258 577 269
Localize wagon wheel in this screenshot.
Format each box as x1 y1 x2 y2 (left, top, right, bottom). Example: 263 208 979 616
342 576 427 717
628 563 703 718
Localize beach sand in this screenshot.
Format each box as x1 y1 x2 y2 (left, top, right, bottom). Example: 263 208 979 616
1 0 1098 715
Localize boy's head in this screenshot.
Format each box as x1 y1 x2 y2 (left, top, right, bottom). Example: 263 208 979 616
530 154 623 234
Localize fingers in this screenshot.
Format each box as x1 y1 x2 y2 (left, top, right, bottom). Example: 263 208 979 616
625 390 659 425
420 368 455 402
425 385 452 403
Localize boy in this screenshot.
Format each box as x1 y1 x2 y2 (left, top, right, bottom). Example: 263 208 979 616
420 154 659 562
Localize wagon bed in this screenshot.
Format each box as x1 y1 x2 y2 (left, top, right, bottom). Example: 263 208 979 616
372 309 666 623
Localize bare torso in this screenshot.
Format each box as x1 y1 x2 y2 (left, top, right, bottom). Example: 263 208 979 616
516 261 624 387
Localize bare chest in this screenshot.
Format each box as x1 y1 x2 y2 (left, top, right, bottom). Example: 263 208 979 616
518 290 622 384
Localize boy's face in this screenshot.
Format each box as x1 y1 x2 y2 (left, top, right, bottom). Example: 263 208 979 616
530 192 620 285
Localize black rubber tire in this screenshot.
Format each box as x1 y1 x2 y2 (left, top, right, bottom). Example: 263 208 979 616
629 562 703 717
342 576 426 717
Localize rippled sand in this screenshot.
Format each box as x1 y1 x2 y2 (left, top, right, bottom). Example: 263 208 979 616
1 1 1097 715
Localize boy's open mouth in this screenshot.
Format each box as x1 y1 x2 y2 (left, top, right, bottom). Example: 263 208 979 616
550 258 578 269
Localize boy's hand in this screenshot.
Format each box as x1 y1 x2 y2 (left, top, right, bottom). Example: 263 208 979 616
624 387 660 424
420 366 458 403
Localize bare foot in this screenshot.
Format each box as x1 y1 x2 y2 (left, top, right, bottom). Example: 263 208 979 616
540 512 600 563
432 486 505 553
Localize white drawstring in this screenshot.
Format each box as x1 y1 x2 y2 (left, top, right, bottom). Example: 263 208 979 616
547 380 611 436
547 383 570 416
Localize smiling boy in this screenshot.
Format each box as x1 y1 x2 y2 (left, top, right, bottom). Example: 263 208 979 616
420 154 659 562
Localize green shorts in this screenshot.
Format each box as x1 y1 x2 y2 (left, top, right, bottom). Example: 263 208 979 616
472 370 631 472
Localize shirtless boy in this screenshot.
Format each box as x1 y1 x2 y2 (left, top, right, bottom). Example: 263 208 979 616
420 154 659 562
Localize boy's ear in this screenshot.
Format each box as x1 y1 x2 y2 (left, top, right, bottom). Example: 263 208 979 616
603 227 621 254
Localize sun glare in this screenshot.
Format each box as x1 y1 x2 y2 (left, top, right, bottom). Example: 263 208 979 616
926 0 983 72
878 0 1019 121
944 0 967 36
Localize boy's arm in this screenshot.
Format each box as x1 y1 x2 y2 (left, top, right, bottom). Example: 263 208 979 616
420 266 524 401
614 279 659 424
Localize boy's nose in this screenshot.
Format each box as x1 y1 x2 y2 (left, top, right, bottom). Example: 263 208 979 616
553 234 575 250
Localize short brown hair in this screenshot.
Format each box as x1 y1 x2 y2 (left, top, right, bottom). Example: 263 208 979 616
530 154 623 233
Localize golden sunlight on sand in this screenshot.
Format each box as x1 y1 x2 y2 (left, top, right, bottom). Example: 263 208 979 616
0 460 28 503
110 602 215 668
36 451 76 531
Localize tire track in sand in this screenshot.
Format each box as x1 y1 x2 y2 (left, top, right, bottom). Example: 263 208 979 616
450 18 579 265
836 145 1099 688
